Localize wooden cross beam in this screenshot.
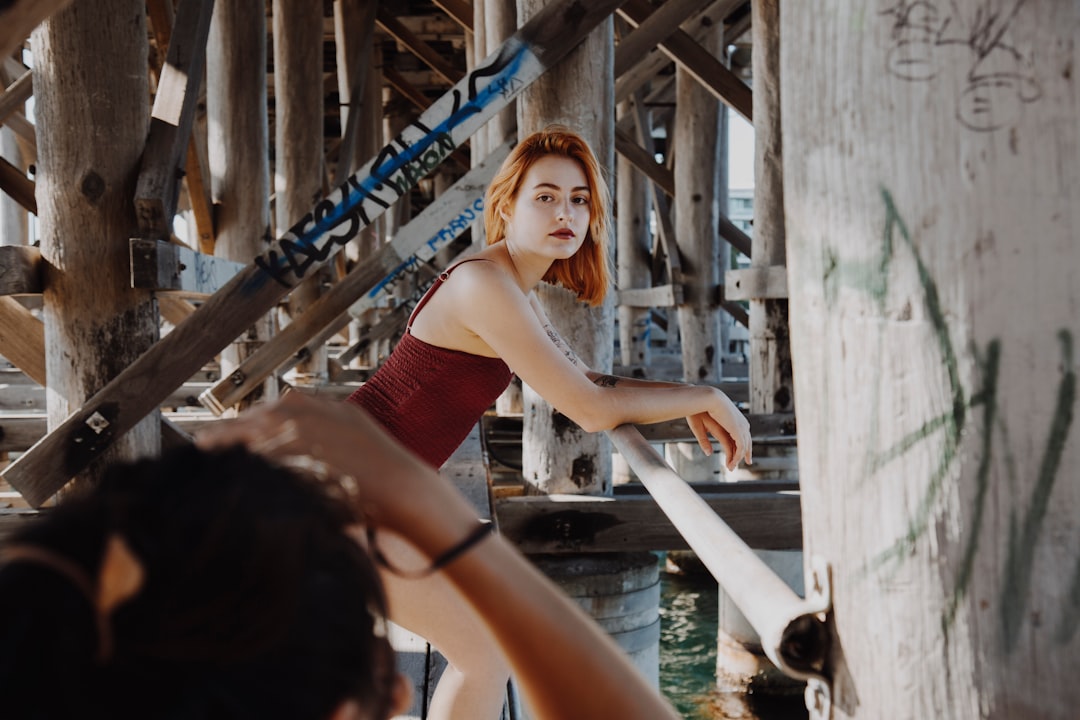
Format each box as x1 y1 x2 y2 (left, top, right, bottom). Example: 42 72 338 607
376 7 464 88
614 0 742 104
0 156 35 215
2 0 630 507
135 0 215 240
0 297 44 385
198 140 510 414
617 0 752 121
0 0 76 59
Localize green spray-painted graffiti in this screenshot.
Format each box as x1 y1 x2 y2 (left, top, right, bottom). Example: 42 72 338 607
827 187 1076 654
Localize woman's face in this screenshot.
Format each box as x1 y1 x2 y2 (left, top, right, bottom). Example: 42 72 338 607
501 154 591 261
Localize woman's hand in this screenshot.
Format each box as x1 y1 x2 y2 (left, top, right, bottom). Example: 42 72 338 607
193 392 461 534
686 388 752 471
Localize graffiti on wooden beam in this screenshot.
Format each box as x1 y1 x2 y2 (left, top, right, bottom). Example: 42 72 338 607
879 0 1043 131
252 43 527 288
366 196 485 300
821 187 1076 653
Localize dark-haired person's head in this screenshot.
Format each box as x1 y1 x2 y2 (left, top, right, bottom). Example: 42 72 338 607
0 445 402 720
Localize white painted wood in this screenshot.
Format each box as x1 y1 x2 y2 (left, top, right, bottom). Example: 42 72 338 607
783 2 1080 717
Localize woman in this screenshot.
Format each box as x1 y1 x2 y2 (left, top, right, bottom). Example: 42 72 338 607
0 393 682 719
346 126 752 719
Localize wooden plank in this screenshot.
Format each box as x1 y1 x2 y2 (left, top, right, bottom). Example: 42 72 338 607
135 0 215 239
616 283 683 308
497 488 803 552
382 64 472 171
618 0 752 122
429 0 473 33
376 6 464 87
614 125 674 196
334 302 411 366
198 142 506 413
0 296 45 385
0 68 33 126
157 294 198 326
0 156 35 215
614 0 741 103
0 412 219 454
0 380 231 413
0 0 76 59
129 238 245 297
0 245 41 295
1 0 631 507
724 265 789 301
1 111 37 162
613 0 704 78
718 211 753 258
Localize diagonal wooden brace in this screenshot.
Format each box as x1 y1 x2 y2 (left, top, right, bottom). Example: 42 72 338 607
1 0 630 507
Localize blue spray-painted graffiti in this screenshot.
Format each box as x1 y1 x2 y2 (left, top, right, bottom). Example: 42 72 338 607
253 43 528 289
367 197 485 300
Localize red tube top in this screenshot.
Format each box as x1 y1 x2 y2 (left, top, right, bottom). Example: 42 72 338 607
346 260 512 468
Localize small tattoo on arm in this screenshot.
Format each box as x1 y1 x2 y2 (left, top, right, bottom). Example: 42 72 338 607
593 375 619 388
545 324 581 366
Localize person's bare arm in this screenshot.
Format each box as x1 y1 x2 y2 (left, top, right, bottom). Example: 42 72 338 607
195 393 680 720
527 291 751 466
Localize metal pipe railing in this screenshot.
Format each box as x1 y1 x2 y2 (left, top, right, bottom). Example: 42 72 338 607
606 424 831 684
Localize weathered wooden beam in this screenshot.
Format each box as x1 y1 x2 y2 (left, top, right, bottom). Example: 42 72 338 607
0 296 45 385
376 6 463 87
0 156 35 215
0 376 228 413
616 283 683 308
614 0 741 104
720 297 750 328
332 0 378 186
618 0 752 122
334 302 411 366
156 294 198 326
613 0 703 78
0 245 41 295
429 0 473 34
0 0 76 59
129 238 245 298
1 111 36 162
2 0 630 507
135 0 215 239
0 68 32 126
382 65 471 171
718 212 753 258
614 125 674 195
198 143 506 413
497 485 802 553
725 265 788 301
0 412 218 454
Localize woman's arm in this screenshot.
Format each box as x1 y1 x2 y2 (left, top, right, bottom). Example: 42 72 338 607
526 290 752 468
196 394 680 720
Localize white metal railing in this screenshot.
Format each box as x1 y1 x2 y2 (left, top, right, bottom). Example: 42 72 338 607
606 425 832 718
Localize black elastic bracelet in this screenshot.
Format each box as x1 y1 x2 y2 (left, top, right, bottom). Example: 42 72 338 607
367 520 494 579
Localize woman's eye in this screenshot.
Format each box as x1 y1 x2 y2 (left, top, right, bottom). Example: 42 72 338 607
572 196 589 205
537 194 553 202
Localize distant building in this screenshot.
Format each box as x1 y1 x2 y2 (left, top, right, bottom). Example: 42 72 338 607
725 188 753 367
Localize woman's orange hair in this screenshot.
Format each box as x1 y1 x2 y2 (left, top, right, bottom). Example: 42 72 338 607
484 126 612 306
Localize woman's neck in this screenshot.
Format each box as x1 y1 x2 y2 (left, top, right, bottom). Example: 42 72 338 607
496 240 550 293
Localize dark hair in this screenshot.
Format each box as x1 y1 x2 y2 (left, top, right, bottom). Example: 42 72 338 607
0 444 393 720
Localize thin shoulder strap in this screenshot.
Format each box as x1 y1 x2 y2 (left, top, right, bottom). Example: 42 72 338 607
407 257 495 330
